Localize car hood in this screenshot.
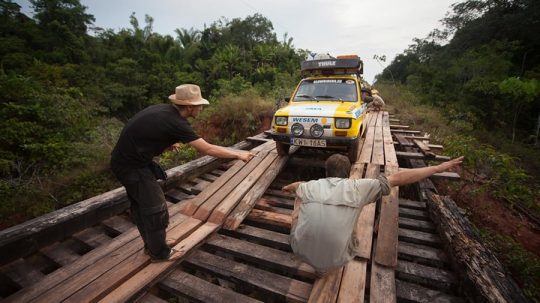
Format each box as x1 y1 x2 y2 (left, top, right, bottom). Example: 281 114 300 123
275 102 360 118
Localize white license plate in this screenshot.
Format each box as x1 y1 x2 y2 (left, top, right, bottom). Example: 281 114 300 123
291 138 327 147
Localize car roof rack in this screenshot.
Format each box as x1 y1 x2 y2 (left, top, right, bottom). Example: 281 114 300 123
301 55 363 77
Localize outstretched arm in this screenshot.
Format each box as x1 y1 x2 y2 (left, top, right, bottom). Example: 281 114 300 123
189 138 255 162
387 156 463 187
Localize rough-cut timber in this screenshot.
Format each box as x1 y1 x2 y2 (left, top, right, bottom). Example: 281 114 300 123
427 193 527 303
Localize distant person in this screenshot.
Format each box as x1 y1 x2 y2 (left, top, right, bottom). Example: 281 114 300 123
282 154 463 273
111 84 255 262
367 89 385 111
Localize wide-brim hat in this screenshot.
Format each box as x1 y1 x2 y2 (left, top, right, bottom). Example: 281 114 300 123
169 84 210 106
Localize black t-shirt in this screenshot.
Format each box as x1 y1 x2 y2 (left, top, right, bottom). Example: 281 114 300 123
111 104 200 168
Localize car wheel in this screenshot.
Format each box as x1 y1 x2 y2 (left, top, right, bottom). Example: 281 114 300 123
348 138 359 163
275 141 290 156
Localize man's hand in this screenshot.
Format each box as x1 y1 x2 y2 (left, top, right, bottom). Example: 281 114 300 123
166 143 181 152
435 156 464 173
237 151 256 162
282 181 303 193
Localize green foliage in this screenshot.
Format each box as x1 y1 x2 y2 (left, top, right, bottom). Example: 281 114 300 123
159 145 198 170
479 229 540 302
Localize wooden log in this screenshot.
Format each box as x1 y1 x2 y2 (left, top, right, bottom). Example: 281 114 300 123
396 260 457 291
246 209 291 229
138 292 169 303
0 259 45 289
399 199 426 210
158 269 261 303
398 228 441 247
183 250 312 303
389 124 409 129
224 155 288 230
396 280 465 303
190 178 211 194
396 151 450 161
427 193 528 302
72 226 112 248
398 242 448 267
40 241 81 266
390 129 422 134
399 217 436 233
101 216 134 235
209 152 278 225
222 224 291 252
204 234 316 279
97 223 219 303
399 208 430 220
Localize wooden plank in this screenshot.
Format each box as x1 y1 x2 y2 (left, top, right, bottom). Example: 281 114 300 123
396 260 457 291
398 228 441 247
374 165 399 267
246 209 291 229
164 188 193 202
265 188 295 200
390 129 421 134
200 173 219 182
40 241 81 266
399 208 430 220
398 242 448 267
308 268 344 303
193 152 268 221
396 151 450 161
159 269 262 303
382 112 398 166
29 213 198 303
223 224 290 251
389 124 409 129
96 223 219 303
180 160 244 216
336 260 367 303
370 261 396 303
396 280 465 303
138 293 169 303
72 226 112 248
101 216 134 234
261 194 295 209
191 178 211 194
354 164 380 259
204 234 316 279
350 162 365 179
403 135 430 141
399 199 426 210
184 250 312 303
209 152 278 224
372 111 385 165
0 259 45 288
254 199 292 215
399 217 436 232
358 114 376 163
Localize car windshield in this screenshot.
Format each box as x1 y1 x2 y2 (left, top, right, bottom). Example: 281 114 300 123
293 79 357 102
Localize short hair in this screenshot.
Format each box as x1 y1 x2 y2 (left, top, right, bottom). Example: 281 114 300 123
325 154 351 178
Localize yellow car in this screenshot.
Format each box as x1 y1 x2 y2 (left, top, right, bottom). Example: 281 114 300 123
270 55 367 161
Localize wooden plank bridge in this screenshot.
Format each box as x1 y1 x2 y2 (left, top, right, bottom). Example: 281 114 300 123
0 111 519 302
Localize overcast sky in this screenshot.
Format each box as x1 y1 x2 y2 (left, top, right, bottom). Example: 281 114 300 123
15 0 457 83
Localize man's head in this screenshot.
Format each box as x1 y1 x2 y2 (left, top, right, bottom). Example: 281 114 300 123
169 84 209 118
325 154 351 178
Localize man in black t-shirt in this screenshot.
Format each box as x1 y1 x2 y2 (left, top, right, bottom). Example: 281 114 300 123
111 84 254 262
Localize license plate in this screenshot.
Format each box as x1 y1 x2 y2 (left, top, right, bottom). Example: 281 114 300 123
291 138 327 147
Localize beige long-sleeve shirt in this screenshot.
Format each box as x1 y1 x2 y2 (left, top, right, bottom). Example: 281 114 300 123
290 176 390 271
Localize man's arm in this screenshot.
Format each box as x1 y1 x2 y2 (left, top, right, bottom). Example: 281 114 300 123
189 138 255 162
387 156 463 187
282 181 303 193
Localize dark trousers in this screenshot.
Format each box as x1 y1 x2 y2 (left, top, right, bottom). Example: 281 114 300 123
111 162 171 259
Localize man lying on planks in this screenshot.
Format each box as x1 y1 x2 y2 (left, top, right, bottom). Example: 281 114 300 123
282 154 463 274
111 84 255 262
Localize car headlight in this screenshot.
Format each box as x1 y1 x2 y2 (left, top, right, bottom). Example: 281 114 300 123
310 124 324 138
275 116 288 126
291 123 304 136
335 118 351 129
